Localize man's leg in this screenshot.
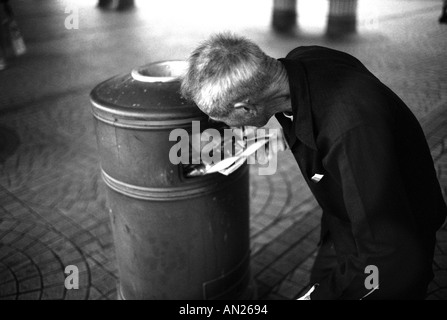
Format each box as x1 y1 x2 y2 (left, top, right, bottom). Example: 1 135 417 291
310 236 338 285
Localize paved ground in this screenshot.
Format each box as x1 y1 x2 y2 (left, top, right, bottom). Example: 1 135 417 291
0 0 446 300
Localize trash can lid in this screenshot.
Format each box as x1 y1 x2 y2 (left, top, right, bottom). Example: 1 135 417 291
90 61 206 129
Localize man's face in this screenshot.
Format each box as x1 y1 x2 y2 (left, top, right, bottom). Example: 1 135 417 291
205 94 290 128
204 97 280 127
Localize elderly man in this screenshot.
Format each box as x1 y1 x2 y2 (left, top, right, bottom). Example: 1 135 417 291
180 33 447 300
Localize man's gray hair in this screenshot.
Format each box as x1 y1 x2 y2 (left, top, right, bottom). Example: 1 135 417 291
180 33 272 118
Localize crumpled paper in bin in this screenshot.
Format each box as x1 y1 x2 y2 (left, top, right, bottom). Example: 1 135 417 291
183 126 288 177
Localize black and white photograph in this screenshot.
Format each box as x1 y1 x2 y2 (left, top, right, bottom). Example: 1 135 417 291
0 0 446 305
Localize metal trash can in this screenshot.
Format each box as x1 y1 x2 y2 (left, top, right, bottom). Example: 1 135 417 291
90 61 253 300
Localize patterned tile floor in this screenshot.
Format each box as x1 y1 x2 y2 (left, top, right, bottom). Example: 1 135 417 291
0 0 446 299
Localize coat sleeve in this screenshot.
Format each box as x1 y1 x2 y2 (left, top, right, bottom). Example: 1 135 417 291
310 124 434 300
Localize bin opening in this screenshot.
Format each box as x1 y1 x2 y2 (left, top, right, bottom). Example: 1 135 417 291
131 61 187 83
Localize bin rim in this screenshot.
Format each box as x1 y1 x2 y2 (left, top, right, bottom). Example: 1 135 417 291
90 60 206 129
131 60 188 83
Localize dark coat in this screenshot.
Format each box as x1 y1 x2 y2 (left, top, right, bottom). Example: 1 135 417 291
275 46 447 299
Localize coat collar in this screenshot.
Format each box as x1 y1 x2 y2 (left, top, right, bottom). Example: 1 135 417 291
278 58 318 151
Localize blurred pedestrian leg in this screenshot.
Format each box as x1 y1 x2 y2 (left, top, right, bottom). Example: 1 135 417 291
272 0 297 33
98 0 134 11
0 0 26 56
326 0 358 37
0 53 6 70
98 0 113 8
0 0 8 69
0 3 5 69
116 0 134 11
440 0 447 24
